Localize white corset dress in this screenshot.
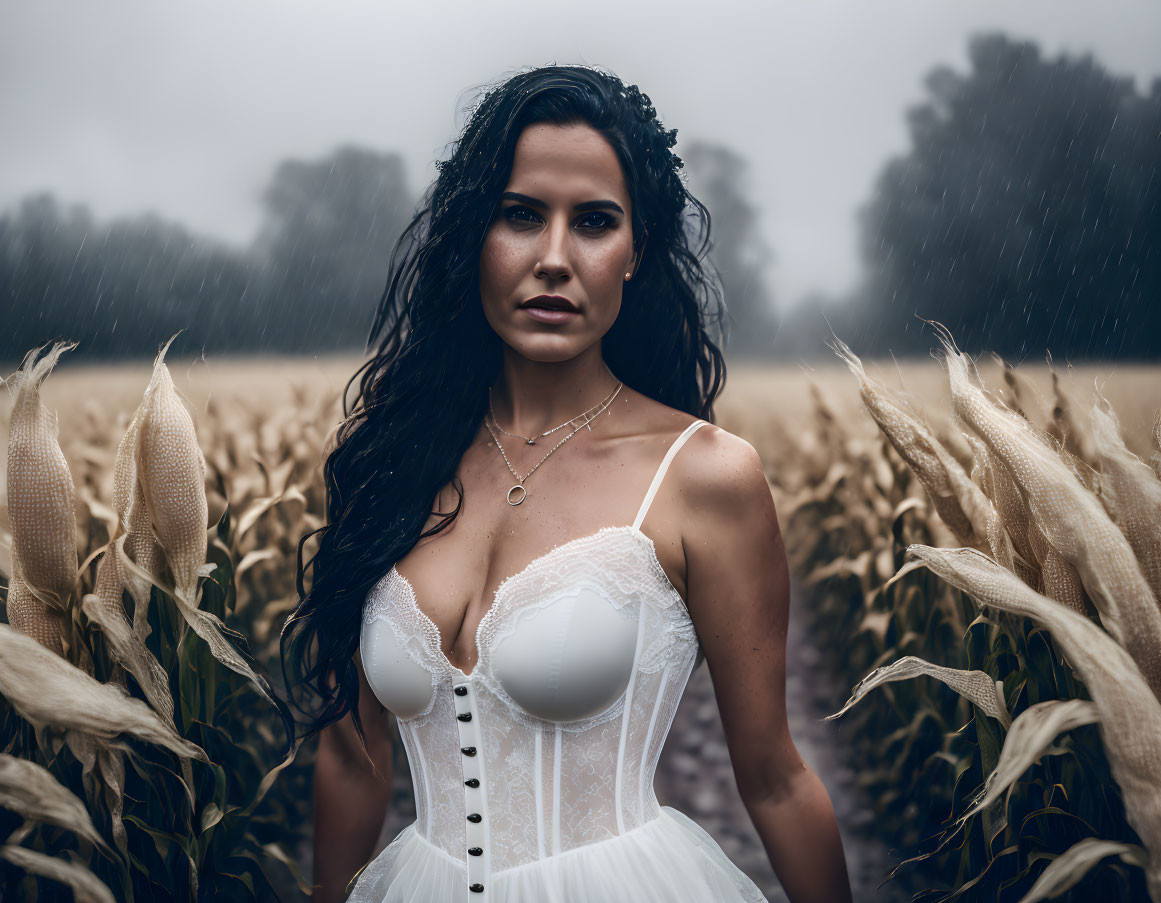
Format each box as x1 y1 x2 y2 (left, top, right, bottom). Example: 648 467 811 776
349 420 769 902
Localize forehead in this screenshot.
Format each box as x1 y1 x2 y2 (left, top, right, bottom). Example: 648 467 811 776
506 123 628 200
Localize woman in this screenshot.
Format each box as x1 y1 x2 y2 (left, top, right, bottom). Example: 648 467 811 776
283 65 852 903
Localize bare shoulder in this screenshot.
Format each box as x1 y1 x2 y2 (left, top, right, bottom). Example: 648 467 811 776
611 389 772 524
670 422 781 581
675 422 772 518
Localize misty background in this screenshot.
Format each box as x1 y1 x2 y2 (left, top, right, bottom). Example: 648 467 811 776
1 2 1159 364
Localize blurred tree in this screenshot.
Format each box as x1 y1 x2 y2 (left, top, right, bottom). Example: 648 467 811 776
251 145 413 352
0 145 415 362
852 31 1161 360
0 194 255 361
683 141 778 359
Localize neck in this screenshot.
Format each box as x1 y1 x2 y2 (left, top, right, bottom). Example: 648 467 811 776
490 344 619 436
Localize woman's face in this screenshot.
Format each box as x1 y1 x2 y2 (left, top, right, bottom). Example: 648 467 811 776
479 122 638 363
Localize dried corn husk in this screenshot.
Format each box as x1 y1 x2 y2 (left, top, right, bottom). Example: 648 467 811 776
829 337 992 546
802 548 875 589
1038 547 1088 616
970 433 1044 591
0 754 110 853
0 623 205 763
1090 395 1161 609
1048 367 1098 472
956 698 1100 825
109 389 163 641
1151 411 1161 481
825 654 1011 729
117 337 285 713
0 845 115 903
904 544 1161 900
1017 836 1148 903
136 337 207 606
997 357 1031 420
941 335 1161 699
963 434 1023 578
93 742 130 859
236 485 307 540
978 441 1092 616
236 547 279 580
83 563 175 728
5 564 63 656
5 342 78 653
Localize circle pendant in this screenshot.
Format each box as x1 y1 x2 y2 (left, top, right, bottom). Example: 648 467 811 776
507 484 527 506
526 438 536 445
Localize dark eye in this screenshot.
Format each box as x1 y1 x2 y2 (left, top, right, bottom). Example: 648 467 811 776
577 212 613 231
502 205 539 225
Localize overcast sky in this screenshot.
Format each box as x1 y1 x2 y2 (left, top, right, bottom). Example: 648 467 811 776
2 0 1158 310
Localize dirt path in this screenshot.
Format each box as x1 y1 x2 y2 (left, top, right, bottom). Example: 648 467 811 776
654 579 919 901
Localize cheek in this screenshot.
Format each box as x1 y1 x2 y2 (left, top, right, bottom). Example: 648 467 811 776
479 230 525 299
579 236 634 289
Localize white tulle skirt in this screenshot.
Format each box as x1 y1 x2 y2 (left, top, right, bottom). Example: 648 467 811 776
346 806 769 903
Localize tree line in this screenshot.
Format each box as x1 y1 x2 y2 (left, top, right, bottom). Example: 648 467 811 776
779 32 1161 361
0 146 414 362
2 31 1158 363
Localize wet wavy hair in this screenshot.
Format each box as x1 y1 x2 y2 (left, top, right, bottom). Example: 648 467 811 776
280 64 728 748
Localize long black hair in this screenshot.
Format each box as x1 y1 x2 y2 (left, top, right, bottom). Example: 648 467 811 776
280 64 728 750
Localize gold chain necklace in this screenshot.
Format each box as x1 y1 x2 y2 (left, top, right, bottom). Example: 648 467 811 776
488 366 619 445
485 381 623 505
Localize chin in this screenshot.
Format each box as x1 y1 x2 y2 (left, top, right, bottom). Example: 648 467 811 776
503 331 594 364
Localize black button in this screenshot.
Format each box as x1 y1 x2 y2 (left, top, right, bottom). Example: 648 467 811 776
457 712 472 722
464 778 480 788
470 884 484 893
468 847 483 856
461 746 477 757
467 813 482 823
454 686 468 696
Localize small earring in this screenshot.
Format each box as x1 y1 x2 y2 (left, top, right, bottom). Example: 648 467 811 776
624 272 631 280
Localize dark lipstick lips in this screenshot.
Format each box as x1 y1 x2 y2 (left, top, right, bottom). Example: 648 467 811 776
520 295 579 312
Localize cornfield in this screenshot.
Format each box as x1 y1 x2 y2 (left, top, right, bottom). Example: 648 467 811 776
0 339 314 901
720 331 1161 902
1 332 1158 902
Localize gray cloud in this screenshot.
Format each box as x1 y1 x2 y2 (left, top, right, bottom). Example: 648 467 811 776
1 0 1158 308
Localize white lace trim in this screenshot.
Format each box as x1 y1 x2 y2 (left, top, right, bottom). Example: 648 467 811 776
361 525 697 700
361 570 444 722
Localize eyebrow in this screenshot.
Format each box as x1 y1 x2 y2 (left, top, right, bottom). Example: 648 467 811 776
500 191 625 215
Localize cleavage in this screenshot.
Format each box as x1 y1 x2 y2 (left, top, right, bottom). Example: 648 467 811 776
393 437 686 673
393 515 662 677
394 527 578 675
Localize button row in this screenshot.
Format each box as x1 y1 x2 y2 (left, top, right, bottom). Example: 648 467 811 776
454 681 486 898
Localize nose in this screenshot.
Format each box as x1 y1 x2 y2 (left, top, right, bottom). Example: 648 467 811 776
534 213 572 282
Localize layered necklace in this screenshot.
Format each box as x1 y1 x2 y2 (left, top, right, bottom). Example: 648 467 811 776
485 374 623 506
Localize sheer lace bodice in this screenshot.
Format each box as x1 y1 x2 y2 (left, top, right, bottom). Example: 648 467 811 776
353 420 768 902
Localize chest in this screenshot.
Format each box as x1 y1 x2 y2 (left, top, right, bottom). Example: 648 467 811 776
393 440 688 674
359 527 695 725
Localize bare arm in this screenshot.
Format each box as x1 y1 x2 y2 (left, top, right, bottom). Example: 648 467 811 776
681 428 853 903
312 655 395 903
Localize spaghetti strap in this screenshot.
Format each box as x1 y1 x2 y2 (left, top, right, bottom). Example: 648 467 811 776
632 420 709 530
